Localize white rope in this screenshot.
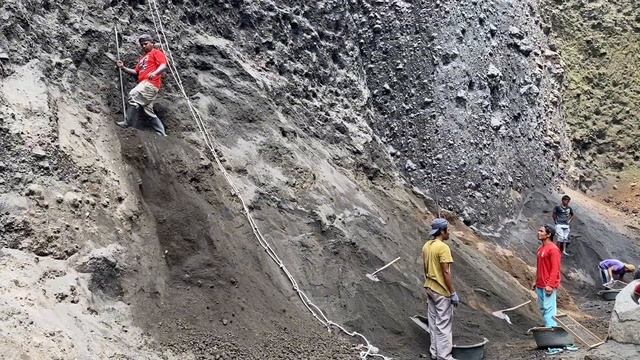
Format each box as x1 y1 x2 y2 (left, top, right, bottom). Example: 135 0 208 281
145 1 388 359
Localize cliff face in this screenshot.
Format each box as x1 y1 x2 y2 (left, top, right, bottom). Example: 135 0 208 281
1 0 635 359
195 0 571 225
357 0 569 226
542 0 640 186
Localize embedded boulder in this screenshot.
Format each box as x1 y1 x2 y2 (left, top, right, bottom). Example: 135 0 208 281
75 244 125 298
608 280 640 344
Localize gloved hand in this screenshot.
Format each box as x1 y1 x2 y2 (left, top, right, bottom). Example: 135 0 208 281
450 292 460 307
603 280 614 288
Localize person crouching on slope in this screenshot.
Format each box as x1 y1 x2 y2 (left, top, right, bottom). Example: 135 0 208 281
115 34 168 136
422 218 459 360
598 259 636 287
531 224 561 327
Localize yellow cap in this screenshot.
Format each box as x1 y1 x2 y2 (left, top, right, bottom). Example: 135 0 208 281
625 264 636 272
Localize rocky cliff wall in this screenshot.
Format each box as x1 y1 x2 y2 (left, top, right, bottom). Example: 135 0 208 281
90 0 571 226
357 0 569 225
202 0 571 225
542 0 640 187
0 0 616 359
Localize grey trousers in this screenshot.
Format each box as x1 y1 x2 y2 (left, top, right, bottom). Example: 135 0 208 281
599 267 611 284
128 80 166 136
426 288 454 360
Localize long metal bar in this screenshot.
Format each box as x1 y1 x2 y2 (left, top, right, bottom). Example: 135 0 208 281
114 26 127 123
496 299 531 313
370 257 402 276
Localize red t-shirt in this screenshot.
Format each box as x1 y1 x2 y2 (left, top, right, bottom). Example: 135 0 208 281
536 242 561 289
135 48 167 89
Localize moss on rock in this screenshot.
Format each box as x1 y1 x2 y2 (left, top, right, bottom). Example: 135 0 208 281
542 0 640 179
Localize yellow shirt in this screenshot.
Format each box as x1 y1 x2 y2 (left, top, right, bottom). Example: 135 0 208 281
422 239 454 296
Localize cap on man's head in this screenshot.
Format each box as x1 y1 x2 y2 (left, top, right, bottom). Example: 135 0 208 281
138 34 154 44
625 264 637 273
429 218 449 237
632 283 640 304
562 195 571 201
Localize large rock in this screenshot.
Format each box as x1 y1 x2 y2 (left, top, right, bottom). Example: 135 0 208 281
608 279 640 344
585 341 640 360
75 244 125 298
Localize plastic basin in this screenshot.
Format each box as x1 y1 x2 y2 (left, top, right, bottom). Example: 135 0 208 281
452 337 488 360
529 327 574 349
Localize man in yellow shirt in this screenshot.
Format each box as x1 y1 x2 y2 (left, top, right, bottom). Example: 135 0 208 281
422 218 458 360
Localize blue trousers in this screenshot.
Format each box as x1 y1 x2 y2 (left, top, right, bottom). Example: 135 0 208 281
536 287 557 327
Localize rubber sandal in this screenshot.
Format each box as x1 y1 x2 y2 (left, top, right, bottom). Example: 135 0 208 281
545 348 564 355
564 344 579 351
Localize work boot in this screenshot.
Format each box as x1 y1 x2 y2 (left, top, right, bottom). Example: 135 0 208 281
148 115 167 137
116 120 129 128
118 104 141 129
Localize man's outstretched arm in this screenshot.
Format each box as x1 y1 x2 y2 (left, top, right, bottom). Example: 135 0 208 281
116 60 137 76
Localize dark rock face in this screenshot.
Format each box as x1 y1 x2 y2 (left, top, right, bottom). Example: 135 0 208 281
0 1 567 228
194 0 569 226
356 0 568 225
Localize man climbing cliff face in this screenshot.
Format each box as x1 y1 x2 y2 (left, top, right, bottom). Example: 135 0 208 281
422 218 458 360
115 34 168 136
552 195 574 256
532 224 561 327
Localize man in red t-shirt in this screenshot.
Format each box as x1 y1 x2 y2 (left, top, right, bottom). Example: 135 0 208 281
115 34 168 136
531 224 561 327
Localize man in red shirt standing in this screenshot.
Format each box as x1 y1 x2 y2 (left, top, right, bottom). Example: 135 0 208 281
116 34 168 136
532 224 561 327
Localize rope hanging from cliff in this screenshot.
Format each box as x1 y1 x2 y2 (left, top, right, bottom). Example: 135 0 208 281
145 1 388 359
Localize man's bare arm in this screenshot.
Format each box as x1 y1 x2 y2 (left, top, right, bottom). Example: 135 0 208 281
147 63 167 80
441 262 455 294
116 61 137 76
